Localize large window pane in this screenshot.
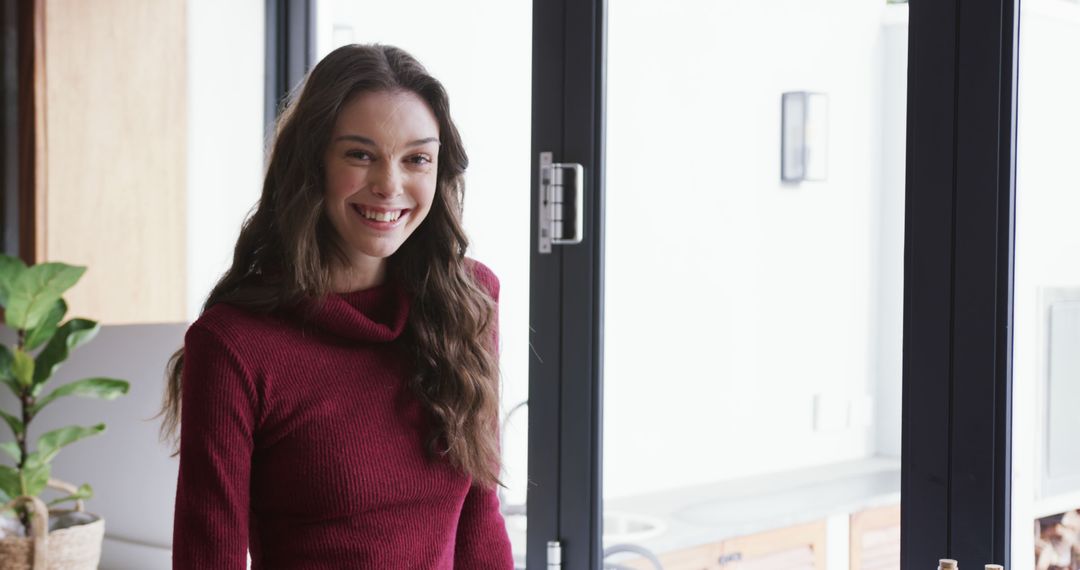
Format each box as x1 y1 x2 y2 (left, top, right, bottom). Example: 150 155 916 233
602 2 907 568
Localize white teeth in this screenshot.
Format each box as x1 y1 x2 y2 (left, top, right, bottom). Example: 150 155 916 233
356 206 401 222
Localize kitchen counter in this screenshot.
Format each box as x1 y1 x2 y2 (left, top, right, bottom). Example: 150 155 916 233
603 456 901 558
506 456 902 567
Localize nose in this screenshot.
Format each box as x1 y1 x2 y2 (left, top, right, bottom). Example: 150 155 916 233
369 160 403 200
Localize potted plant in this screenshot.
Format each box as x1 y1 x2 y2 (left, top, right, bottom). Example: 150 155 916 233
0 256 129 569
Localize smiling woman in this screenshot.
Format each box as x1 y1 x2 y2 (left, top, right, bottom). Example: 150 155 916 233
157 44 513 569
321 90 441 290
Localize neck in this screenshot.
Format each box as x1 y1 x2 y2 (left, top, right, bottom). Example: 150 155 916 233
329 257 388 293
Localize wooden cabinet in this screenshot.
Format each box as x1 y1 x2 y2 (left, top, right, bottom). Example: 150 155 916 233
849 504 901 570
621 521 827 570
19 0 186 324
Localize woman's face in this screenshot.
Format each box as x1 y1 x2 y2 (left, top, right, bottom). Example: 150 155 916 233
323 89 440 270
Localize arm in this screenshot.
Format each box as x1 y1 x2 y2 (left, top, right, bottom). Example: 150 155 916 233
455 483 515 568
172 324 257 570
456 260 515 568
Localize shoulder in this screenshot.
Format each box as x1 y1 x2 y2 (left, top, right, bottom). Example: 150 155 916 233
187 302 282 359
182 306 264 413
464 257 500 301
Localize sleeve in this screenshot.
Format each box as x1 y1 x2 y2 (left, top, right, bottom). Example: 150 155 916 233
454 484 515 568
172 324 257 570
456 259 515 568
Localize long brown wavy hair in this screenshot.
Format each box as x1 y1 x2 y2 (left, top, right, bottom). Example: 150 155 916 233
157 44 502 488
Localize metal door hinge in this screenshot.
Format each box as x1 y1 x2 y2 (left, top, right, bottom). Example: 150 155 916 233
547 540 562 568
538 152 584 253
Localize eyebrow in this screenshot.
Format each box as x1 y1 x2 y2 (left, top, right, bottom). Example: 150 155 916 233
334 135 440 147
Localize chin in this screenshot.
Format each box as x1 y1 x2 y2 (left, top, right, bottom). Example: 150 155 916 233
356 242 405 260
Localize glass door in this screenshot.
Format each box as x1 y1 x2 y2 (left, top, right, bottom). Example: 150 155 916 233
599 2 907 568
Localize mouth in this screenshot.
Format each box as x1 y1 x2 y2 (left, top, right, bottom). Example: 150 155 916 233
351 203 411 230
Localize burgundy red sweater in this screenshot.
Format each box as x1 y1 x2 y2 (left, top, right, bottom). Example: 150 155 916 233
172 260 514 569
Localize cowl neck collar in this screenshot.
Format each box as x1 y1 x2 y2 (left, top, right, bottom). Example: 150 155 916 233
290 278 410 343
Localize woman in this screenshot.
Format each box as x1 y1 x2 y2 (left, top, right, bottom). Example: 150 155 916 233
159 44 514 569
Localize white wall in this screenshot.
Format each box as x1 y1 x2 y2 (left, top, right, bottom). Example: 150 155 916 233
1012 1 1080 567
186 0 266 322
602 1 907 499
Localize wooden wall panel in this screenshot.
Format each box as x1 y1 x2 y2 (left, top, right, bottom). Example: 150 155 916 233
850 504 901 570
40 0 186 324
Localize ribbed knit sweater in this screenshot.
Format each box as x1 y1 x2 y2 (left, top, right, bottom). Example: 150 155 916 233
172 260 514 569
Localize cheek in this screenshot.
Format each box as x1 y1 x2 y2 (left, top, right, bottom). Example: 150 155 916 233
421 184 438 210
412 177 438 211
325 165 361 200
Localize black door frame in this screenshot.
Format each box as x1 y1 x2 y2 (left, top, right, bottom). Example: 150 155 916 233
902 0 1018 566
529 0 1021 568
264 0 316 141
526 0 605 568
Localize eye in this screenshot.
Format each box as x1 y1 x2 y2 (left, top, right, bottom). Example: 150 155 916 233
345 150 373 161
407 154 433 166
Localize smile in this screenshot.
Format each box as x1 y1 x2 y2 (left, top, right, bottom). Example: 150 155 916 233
351 204 410 229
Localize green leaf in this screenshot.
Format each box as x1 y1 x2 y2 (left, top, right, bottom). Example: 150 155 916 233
21 461 50 497
24 299 67 352
31 378 129 415
29 424 105 466
45 483 92 508
0 442 20 463
0 409 23 438
0 346 17 397
0 465 20 499
0 255 28 307
31 318 99 389
11 348 34 388
4 262 85 331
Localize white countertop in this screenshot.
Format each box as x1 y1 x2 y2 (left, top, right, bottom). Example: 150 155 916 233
604 456 901 556
506 456 902 565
